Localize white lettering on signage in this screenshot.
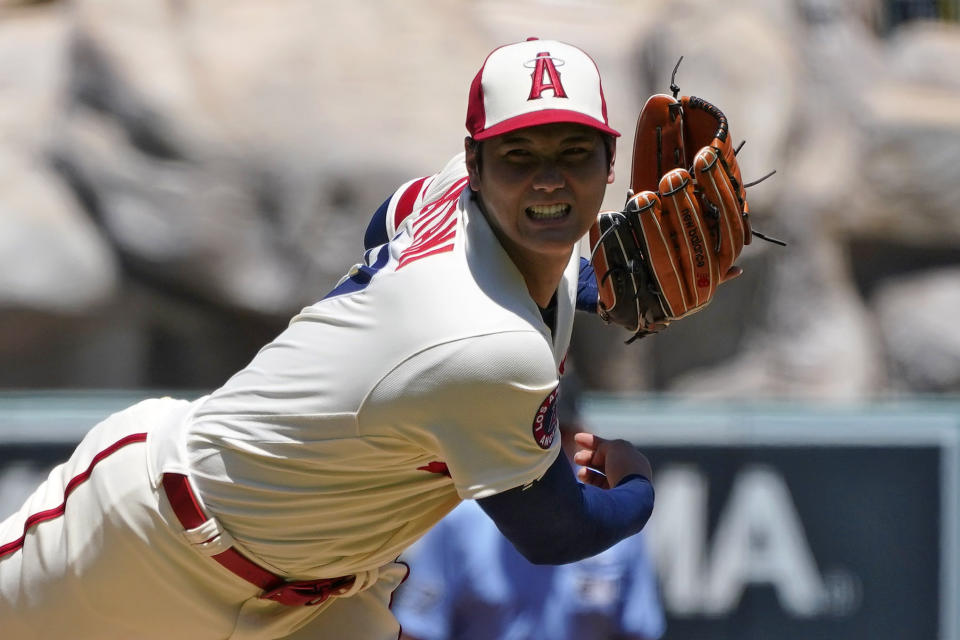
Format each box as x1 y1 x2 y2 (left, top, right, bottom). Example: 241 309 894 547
646 465 860 618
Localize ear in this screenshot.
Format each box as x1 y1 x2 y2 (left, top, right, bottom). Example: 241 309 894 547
606 140 617 185
464 137 481 191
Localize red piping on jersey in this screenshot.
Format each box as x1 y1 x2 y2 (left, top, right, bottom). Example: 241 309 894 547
393 177 429 230
417 461 451 477
0 432 148 559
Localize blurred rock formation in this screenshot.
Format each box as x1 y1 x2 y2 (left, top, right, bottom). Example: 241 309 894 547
0 0 957 396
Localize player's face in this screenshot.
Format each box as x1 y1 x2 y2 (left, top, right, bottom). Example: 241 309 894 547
466 123 615 272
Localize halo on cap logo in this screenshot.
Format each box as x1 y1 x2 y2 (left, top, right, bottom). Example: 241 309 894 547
532 387 559 449
523 55 565 69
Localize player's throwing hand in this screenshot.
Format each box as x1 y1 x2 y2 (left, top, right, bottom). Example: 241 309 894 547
573 432 653 489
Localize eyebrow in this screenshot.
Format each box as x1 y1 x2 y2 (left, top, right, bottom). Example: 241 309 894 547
498 133 596 145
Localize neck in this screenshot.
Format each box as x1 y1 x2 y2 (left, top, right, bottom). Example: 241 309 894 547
517 254 569 308
474 196 572 308
493 237 571 308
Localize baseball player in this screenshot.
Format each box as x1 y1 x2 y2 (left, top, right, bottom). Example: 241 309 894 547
0 38 654 640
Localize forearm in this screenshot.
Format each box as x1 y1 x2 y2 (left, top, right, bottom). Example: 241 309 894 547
477 452 653 565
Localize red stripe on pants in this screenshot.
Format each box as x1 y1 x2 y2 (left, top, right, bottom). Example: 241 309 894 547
0 432 148 558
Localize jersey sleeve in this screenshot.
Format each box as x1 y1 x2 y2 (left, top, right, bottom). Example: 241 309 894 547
365 331 561 500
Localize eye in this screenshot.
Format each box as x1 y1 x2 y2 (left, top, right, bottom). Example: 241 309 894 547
562 145 591 156
501 147 536 164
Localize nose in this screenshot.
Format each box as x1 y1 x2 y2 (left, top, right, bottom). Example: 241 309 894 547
532 160 564 192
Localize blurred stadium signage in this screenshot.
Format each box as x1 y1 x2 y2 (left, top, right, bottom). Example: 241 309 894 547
587 397 960 640
651 464 850 619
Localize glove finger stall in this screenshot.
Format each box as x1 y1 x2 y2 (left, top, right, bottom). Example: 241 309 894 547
681 95 753 244
626 191 689 319
657 169 718 314
630 94 685 195
693 145 745 281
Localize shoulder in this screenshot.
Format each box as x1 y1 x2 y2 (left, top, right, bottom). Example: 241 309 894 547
366 330 557 413
420 331 557 387
386 154 469 236
421 153 468 203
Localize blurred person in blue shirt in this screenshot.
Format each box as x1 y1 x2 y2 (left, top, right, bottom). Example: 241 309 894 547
392 370 666 640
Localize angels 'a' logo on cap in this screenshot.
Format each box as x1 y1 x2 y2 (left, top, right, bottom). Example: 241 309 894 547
464 38 620 141
525 51 568 101
532 387 559 449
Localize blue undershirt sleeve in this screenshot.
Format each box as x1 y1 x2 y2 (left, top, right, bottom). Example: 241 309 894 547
363 195 391 250
577 257 599 313
476 452 654 565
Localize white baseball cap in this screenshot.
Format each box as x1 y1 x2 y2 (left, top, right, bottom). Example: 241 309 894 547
466 37 620 141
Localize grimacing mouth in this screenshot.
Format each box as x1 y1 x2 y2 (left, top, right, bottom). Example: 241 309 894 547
525 203 571 220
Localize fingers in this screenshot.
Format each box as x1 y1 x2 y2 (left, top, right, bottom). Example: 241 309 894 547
577 466 610 490
573 431 602 449
573 435 655 489
573 441 604 471
572 449 597 469
573 433 605 464
573 432 610 488
597 439 654 487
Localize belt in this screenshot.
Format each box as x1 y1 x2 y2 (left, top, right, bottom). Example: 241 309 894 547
161 473 355 606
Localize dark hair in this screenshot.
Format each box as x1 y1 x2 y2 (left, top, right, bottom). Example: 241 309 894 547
601 133 616 167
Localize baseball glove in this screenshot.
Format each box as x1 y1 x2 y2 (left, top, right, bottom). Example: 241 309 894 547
589 60 780 343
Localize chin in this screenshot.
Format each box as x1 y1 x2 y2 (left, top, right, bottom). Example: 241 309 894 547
527 236 580 259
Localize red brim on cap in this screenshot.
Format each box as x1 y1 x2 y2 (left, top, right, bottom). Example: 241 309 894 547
472 109 621 141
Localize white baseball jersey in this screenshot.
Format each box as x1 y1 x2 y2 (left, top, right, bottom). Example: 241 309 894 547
154 153 578 576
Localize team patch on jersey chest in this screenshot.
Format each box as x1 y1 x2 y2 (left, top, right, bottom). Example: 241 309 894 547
532 387 559 449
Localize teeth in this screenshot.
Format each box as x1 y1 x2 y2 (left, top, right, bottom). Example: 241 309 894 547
527 204 570 219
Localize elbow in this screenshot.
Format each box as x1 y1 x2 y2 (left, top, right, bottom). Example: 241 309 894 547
516 544 579 566
510 538 552 565
510 530 592 566
526 554 558 566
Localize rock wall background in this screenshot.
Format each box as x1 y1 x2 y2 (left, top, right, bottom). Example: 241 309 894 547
1 0 958 397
